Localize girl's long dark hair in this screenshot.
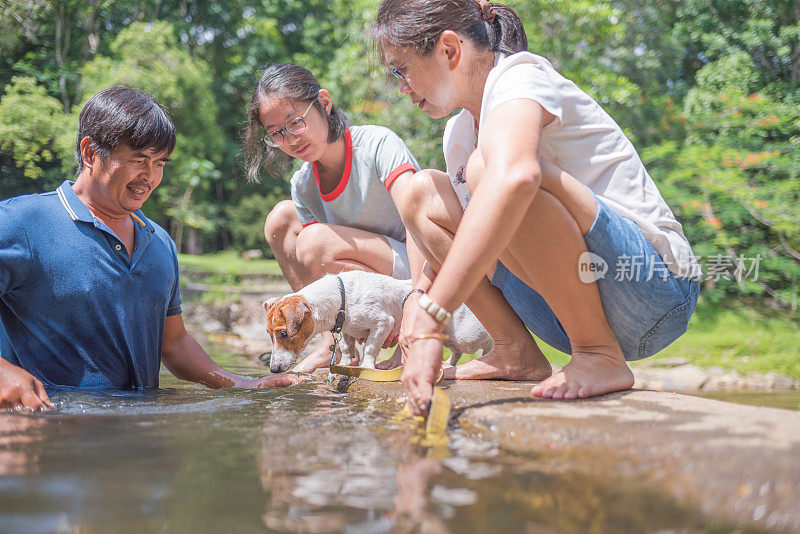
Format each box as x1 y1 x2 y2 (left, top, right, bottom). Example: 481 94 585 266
243 63 348 183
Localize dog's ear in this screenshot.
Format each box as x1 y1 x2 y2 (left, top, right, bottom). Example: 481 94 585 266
285 299 312 338
264 297 280 312
264 297 282 343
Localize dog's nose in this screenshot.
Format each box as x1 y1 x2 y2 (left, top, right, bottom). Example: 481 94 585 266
270 363 286 374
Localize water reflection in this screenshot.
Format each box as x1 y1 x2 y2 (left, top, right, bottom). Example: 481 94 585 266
0 372 760 534
258 388 399 533
258 416 456 534
0 413 44 476
251 382 761 534
392 453 451 533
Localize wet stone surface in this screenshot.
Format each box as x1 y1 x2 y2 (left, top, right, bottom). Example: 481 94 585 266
341 377 800 533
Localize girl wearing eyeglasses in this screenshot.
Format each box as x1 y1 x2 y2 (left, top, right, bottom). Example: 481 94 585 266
243 62 420 371
374 0 701 415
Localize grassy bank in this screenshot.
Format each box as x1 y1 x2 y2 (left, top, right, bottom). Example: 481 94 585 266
641 302 800 378
514 301 800 380
178 251 282 278
177 253 800 379
178 251 283 306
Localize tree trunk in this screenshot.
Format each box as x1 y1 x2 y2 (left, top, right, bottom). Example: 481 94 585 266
186 228 202 255
173 219 184 254
81 0 99 58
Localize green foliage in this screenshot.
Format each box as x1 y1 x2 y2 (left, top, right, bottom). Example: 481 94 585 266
1 0 799 313
516 0 680 145
0 1 47 59
673 0 800 83
225 190 287 257
177 251 282 277
638 300 800 379
0 76 71 181
645 44 800 306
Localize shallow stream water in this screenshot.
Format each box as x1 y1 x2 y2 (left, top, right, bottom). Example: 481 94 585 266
0 355 768 534
691 390 800 411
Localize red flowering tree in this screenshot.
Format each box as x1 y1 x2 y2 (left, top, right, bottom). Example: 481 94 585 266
645 50 800 307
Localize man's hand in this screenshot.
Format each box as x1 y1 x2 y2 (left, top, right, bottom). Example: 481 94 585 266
249 374 310 388
163 314 315 389
0 360 53 412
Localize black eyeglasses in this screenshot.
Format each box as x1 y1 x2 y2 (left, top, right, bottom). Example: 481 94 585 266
389 50 417 80
262 99 316 148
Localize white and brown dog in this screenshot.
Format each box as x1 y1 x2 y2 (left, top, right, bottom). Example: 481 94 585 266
264 271 493 373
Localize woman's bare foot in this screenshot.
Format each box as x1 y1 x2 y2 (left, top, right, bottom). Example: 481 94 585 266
292 345 332 373
530 350 634 399
376 346 403 370
444 337 552 381
291 332 338 373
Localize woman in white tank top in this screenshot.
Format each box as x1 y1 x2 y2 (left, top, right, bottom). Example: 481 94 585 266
374 0 701 416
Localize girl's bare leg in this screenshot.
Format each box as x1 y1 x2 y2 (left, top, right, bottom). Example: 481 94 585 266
264 200 314 291
395 169 552 381
293 222 394 279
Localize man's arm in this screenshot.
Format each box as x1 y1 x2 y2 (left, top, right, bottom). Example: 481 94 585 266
161 314 305 388
0 357 53 411
0 204 53 411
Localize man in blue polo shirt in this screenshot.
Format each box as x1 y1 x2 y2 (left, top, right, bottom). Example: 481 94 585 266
0 85 303 411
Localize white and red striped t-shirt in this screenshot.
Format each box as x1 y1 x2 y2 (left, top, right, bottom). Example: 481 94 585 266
290 126 418 243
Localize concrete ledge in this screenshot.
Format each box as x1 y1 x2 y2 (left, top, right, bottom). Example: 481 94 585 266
335 376 800 532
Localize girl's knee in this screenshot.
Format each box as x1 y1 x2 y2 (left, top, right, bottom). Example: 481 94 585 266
264 200 299 243
295 223 335 269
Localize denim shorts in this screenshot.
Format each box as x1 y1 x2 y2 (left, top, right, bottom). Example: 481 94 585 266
491 195 700 361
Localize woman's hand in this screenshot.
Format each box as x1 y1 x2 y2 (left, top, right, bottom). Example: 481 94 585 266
399 299 445 416
398 290 422 366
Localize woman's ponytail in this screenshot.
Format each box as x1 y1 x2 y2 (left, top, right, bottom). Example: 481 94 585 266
374 0 527 58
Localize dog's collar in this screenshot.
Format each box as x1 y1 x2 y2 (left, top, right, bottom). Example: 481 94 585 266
331 276 346 334
328 276 347 368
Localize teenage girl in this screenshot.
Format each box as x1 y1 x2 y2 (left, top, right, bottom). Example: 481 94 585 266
243 63 420 371
373 0 701 415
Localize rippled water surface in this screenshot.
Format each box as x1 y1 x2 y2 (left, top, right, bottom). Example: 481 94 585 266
0 357 759 533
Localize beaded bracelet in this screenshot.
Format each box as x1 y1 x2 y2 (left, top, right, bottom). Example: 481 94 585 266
417 292 453 324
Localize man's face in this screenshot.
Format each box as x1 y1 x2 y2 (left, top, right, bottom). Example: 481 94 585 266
91 144 169 215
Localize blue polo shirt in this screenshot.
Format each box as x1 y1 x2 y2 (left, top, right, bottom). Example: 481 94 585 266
0 181 182 390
